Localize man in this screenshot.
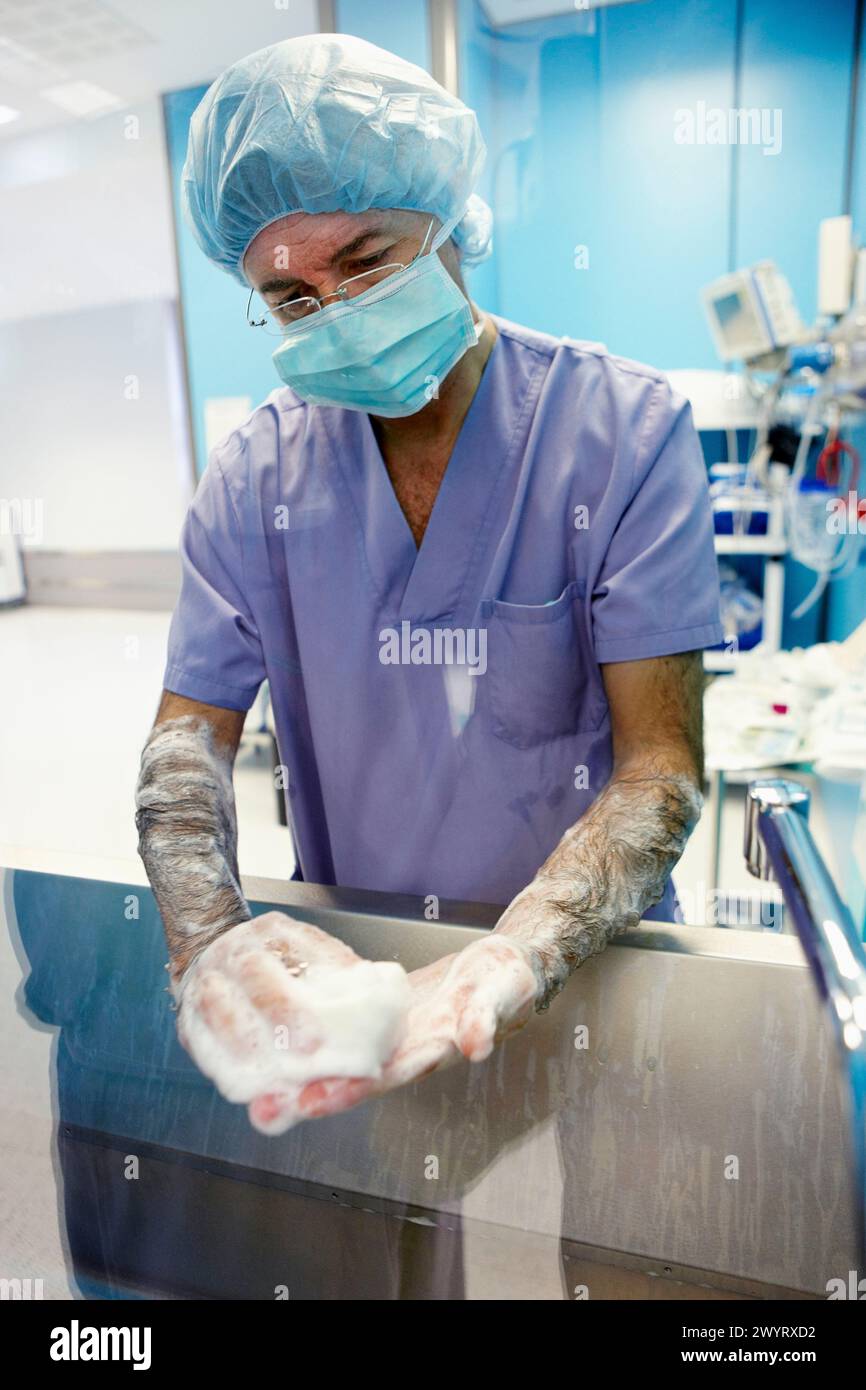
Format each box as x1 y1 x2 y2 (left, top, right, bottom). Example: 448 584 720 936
135 34 723 1134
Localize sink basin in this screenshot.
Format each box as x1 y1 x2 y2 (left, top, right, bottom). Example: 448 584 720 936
5 868 857 1299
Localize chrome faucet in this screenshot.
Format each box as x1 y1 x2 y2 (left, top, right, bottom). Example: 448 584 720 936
745 778 866 1266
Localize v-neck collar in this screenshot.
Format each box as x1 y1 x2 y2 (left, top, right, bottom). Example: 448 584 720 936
325 318 547 623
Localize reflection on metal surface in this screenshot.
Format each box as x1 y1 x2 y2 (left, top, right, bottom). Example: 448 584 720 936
4 867 859 1299
745 777 866 1267
744 778 810 885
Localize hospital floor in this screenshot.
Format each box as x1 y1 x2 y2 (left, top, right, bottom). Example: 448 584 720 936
0 605 834 1298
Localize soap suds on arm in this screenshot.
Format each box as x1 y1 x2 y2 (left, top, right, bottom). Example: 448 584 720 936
135 712 251 989
495 768 702 1010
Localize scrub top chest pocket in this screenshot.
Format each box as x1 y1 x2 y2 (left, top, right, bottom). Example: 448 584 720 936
479 580 607 749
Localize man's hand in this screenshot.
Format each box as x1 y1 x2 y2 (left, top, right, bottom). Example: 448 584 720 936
174 912 411 1123
234 931 540 1135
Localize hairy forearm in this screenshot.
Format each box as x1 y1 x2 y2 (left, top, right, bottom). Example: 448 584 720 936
495 765 702 1010
134 714 250 988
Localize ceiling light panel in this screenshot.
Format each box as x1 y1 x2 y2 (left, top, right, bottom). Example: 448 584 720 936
0 0 155 77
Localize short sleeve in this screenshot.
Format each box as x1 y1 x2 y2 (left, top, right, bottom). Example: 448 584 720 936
591 380 723 663
163 449 266 711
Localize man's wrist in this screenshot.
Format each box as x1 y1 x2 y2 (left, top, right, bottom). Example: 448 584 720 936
493 881 568 1005
167 911 252 1002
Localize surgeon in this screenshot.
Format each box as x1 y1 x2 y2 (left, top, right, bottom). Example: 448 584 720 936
135 34 723 1133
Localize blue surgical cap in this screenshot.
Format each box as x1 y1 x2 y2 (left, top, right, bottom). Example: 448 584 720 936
182 33 493 285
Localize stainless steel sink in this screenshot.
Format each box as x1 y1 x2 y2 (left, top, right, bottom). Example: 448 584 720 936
5 867 859 1299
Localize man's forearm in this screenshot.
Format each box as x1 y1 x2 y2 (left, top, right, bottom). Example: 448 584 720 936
495 764 702 1010
134 714 251 989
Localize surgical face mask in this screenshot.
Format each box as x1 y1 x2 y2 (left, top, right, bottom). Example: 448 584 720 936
270 216 481 417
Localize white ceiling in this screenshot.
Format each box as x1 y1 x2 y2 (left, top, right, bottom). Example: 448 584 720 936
0 0 321 140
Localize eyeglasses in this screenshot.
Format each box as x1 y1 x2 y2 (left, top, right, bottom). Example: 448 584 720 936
247 220 436 337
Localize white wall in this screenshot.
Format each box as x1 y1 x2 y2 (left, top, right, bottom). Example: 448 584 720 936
0 96 193 550
0 297 192 550
0 98 179 321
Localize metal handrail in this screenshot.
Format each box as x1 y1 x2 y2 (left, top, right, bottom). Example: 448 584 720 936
745 778 866 1266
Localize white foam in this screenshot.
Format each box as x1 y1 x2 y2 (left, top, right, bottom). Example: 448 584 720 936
180 956 411 1103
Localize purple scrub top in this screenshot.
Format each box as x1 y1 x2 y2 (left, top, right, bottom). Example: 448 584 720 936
164 314 723 920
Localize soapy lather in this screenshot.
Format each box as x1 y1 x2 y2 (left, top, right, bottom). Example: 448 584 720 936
174 913 411 1101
